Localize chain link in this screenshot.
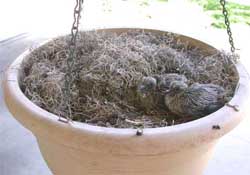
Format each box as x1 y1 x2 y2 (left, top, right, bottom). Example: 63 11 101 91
220 0 235 53
64 0 84 120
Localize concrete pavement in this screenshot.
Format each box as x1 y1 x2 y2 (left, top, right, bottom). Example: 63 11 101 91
0 35 52 175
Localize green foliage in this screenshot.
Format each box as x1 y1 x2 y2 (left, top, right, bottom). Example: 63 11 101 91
139 0 168 7
190 0 250 28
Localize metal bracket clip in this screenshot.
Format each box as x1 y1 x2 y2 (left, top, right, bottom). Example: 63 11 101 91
226 103 240 112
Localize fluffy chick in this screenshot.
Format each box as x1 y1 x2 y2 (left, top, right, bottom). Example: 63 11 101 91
138 76 157 95
137 76 157 111
154 73 188 92
165 81 225 118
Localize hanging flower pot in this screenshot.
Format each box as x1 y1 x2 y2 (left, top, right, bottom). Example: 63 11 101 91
3 27 250 175
3 0 250 174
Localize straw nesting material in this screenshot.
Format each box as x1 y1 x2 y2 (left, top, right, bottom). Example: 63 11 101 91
20 30 239 128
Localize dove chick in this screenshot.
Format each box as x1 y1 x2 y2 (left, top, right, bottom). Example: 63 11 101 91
138 76 157 95
154 73 188 92
137 76 157 111
165 81 225 118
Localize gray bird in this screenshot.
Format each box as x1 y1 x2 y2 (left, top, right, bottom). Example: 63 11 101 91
154 73 188 92
137 76 157 111
165 81 225 118
137 76 157 95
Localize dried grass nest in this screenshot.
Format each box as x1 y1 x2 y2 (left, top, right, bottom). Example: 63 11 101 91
20 30 239 128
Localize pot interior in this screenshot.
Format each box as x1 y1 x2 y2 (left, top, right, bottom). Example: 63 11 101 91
18 28 240 128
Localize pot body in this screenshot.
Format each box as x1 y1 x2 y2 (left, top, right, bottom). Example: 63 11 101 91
4 28 250 175
37 135 216 175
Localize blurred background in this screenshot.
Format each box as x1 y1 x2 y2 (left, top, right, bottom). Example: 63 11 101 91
1 0 250 63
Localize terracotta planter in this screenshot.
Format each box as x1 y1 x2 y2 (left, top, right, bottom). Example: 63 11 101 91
3 28 250 175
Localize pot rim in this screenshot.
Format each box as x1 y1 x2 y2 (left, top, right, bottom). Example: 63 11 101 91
4 28 250 140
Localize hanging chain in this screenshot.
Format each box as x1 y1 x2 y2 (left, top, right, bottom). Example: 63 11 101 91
220 0 235 53
64 0 84 120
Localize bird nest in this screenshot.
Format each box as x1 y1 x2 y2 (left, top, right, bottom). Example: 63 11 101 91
20 30 239 128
